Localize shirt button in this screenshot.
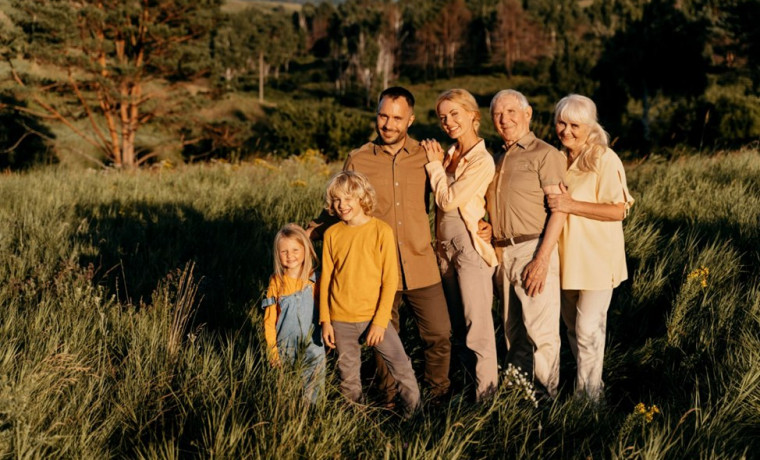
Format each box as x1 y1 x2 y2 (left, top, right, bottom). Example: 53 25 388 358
396 202 400 206
398 221 402 225
395 182 399 186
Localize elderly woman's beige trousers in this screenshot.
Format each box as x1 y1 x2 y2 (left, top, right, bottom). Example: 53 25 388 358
560 289 614 401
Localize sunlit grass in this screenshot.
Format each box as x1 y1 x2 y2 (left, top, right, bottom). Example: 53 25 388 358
0 149 757 457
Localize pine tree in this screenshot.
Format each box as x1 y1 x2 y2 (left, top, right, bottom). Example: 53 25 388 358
5 0 222 168
594 0 709 149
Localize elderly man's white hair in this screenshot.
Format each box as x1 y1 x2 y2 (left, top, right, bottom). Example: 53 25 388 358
490 89 530 114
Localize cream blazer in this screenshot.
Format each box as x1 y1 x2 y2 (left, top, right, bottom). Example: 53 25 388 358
426 139 498 267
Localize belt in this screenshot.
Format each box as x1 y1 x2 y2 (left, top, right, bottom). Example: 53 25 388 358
492 233 542 247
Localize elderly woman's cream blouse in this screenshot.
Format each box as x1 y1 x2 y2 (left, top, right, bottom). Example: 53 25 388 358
558 148 634 290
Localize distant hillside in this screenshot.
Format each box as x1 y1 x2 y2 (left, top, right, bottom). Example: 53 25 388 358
223 0 344 11
222 1 298 13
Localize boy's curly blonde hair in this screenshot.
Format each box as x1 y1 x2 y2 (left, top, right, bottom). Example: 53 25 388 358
324 170 376 216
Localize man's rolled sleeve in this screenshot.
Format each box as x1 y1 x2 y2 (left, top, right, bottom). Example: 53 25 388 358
539 148 567 190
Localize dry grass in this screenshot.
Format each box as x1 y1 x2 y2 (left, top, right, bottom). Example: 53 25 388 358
0 150 757 457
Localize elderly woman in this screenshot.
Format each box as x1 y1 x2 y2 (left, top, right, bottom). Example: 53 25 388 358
420 89 498 401
547 94 634 401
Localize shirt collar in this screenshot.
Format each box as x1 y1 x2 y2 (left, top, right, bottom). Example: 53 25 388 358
503 131 536 153
446 138 485 164
373 136 418 157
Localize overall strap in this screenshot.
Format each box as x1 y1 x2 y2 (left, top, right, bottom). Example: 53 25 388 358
261 296 276 310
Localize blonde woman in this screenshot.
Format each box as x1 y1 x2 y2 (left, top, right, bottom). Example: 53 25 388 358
547 94 634 401
421 89 498 401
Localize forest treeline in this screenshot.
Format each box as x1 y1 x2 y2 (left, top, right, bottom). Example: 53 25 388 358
1 0 759 168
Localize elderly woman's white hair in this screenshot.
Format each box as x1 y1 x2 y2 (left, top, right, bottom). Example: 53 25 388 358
554 94 610 173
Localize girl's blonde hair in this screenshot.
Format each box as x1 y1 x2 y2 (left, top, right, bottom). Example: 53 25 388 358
273 223 317 284
554 94 609 173
325 170 376 216
436 88 481 134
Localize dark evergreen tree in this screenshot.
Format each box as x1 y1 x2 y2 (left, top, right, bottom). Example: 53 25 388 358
6 0 223 168
594 0 710 150
0 94 56 169
215 6 300 101
723 0 760 86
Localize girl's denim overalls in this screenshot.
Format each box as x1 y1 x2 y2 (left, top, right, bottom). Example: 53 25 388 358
262 274 325 403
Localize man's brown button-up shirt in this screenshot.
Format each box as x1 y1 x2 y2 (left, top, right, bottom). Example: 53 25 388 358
339 137 440 290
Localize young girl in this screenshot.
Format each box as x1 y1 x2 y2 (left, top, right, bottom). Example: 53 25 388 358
261 223 325 403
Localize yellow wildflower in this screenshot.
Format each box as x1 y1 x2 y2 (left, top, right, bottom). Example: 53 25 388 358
303 148 322 159
687 266 709 288
634 403 660 424
254 158 279 172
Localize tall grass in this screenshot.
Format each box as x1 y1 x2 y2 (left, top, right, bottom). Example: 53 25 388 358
0 149 757 457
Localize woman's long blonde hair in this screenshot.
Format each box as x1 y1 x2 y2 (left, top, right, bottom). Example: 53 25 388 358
554 94 609 173
272 223 317 284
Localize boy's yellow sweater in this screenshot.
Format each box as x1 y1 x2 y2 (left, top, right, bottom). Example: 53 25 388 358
319 217 399 328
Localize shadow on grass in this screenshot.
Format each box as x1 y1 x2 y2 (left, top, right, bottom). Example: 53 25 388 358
74 201 280 332
599 212 760 407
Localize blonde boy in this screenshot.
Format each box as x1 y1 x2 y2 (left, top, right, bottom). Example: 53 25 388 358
320 171 420 414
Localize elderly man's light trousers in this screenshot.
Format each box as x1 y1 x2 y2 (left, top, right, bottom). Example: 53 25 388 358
495 239 561 397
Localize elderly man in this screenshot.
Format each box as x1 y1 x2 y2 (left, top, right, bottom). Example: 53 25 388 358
485 89 567 398
307 86 452 405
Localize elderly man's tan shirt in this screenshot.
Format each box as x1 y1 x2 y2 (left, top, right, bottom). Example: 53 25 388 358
342 138 441 290
486 132 565 239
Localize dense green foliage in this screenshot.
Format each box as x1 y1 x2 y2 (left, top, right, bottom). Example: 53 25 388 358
0 151 757 457
253 100 373 160
2 0 759 168
258 0 760 152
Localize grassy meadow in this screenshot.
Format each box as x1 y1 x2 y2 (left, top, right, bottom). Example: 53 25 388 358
0 149 758 458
